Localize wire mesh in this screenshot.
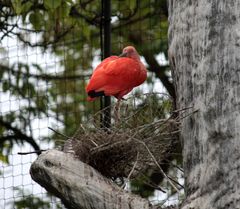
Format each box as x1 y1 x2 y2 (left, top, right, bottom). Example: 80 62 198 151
0 0 182 208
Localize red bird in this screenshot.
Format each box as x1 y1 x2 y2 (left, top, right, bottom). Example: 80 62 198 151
86 46 147 104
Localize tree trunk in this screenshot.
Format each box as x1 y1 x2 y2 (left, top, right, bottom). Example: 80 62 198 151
168 1 240 208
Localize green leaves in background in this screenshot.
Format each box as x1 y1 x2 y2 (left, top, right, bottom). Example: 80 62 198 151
0 151 9 164
29 11 43 30
12 0 33 15
13 187 64 209
44 0 61 10
11 0 22 15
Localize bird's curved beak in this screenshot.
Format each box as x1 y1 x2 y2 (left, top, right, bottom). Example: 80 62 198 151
118 52 127 57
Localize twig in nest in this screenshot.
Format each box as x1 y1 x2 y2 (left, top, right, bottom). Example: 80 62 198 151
141 178 166 193
123 104 148 121
90 131 138 154
167 175 184 189
88 139 99 147
48 127 69 138
72 124 88 139
90 142 111 152
120 152 139 190
80 124 86 132
18 150 47 155
177 109 199 121
133 138 180 193
164 159 184 172
172 106 194 113
160 130 181 136
127 152 139 180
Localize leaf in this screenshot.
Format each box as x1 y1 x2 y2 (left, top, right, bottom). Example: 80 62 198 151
21 82 29 97
32 63 43 73
44 0 62 10
2 80 9 92
27 83 36 97
82 24 90 39
21 1 32 13
129 0 136 11
29 12 42 30
58 2 71 18
12 0 22 15
21 2 33 22
0 152 9 164
13 187 51 209
16 67 21 86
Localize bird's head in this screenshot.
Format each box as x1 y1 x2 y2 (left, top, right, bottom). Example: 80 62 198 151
119 46 140 60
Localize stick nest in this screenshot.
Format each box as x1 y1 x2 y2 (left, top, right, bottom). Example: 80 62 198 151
62 93 184 180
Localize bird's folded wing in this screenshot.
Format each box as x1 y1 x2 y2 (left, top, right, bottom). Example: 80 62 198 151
103 58 140 77
87 58 141 92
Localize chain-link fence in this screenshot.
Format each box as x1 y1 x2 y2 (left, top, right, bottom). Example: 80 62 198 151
0 1 182 208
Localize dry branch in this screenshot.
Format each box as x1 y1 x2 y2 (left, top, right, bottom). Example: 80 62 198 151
30 150 154 209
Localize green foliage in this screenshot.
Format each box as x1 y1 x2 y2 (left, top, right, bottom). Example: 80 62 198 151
29 11 43 30
12 0 22 15
0 150 9 164
12 187 64 209
131 174 155 198
13 187 50 209
43 0 62 10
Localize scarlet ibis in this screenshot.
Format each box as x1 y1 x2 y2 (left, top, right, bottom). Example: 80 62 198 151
86 46 147 118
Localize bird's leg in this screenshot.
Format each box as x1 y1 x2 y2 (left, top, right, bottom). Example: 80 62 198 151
114 99 121 123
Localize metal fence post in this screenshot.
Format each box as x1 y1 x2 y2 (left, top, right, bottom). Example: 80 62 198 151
101 0 111 129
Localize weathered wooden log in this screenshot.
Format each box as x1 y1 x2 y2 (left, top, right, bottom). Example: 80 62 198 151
30 149 155 209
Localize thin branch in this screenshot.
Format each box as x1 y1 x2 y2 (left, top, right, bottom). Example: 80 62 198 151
133 138 180 193
172 106 194 113
144 54 176 100
177 109 199 121
48 127 69 139
112 12 154 30
167 175 184 189
113 0 139 21
1 64 91 81
18 150 47 155
120 152 139 191
141 175 167 193
5 22 44 33
0 24 16 41
12 25 74 48
69 6 101 26
164 159 184 172
0 117 40 153
127 152 139 180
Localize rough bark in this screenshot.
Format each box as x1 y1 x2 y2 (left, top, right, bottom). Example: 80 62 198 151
30 150 154 209
168 1 240 209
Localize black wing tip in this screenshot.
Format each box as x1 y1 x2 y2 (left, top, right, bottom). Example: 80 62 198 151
88 90 105 98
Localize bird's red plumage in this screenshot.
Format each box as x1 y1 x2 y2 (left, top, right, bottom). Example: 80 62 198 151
86 47 147 101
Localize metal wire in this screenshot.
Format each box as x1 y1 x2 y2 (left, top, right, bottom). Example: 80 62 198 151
100 0 112 129
0 1 183 208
